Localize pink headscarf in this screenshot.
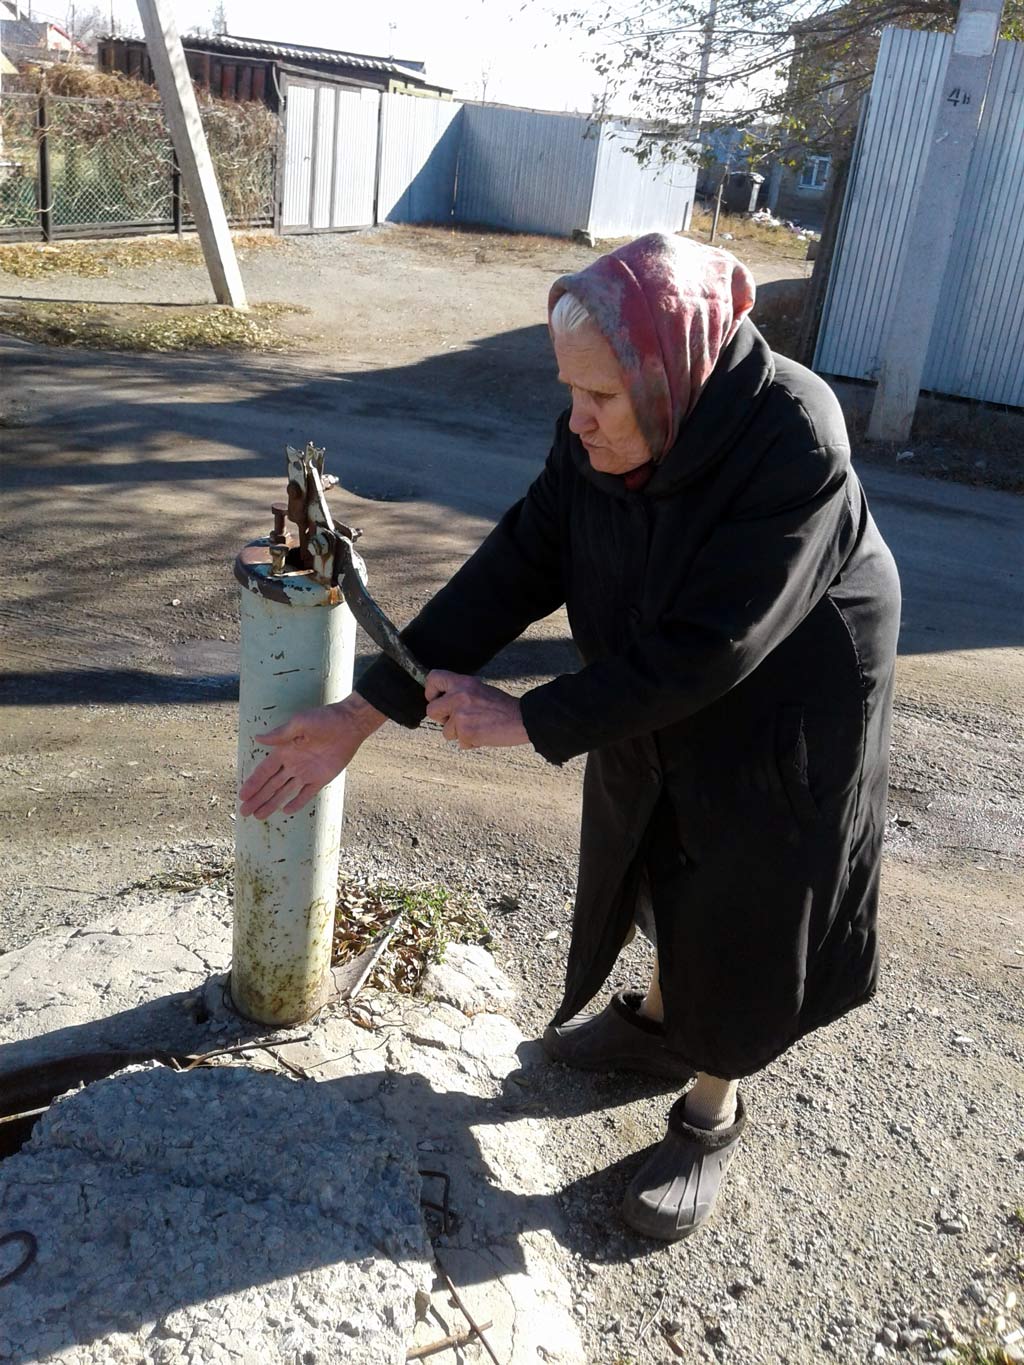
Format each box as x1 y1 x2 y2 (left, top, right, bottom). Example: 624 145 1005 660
548 233 756 464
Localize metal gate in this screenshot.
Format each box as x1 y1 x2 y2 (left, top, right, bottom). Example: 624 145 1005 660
815 26 1024 408
280 79 379 233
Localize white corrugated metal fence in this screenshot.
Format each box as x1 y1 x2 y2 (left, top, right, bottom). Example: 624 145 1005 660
815 26 1024 407
589 123 697 238
378 93 463 223
280 84 314 230
282 88 698 242
453 104 599 237
280 80 379 232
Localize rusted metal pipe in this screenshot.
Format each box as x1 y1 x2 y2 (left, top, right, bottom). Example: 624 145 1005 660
232 528 357 1026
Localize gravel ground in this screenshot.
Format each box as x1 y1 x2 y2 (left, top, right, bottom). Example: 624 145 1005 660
74 817 1023 1365
355 814 1024 1365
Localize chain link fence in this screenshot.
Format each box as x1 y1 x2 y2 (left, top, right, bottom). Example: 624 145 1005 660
0 93 277 239
0 95 39 230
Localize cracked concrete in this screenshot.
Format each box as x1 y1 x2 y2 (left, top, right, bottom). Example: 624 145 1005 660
0 1063 431 1365
0 888 233 1065
0 888 586 1364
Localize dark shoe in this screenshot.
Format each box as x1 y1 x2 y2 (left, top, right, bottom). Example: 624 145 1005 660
541 992 695 1082
621 1094 747 1241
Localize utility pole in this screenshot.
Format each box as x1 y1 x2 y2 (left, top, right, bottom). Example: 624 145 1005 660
135 0 247 308
690 0 717 138
867 0 1003 442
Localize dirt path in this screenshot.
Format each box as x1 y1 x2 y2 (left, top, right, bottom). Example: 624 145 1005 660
0 228 1021 1365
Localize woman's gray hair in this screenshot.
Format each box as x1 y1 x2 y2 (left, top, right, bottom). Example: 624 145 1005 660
550 290 596 337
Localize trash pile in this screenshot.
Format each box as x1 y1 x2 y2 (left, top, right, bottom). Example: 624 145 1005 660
750 209 821 242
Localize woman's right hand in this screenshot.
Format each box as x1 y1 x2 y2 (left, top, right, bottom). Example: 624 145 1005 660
238 693 386 820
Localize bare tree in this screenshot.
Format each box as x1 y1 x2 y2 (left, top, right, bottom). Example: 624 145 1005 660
555 0 1023 158
63 2 107 48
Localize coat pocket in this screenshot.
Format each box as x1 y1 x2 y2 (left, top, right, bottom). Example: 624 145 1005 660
775 706 820 827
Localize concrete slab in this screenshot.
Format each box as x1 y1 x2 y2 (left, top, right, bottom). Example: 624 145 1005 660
0 1064 431 1365
0 887 233 1067
0 889 586 1365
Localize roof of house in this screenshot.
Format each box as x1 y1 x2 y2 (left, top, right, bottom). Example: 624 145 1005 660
0 16 81 49
0 18 48 46
176 32 449 89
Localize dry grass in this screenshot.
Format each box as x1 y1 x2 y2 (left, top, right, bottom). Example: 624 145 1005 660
8 63 161 101
389 217 816 267
333 877 491 996
0 232 280 281
383 222 591 269
686 208 815 262
838 381 1024 493
0 299 302 353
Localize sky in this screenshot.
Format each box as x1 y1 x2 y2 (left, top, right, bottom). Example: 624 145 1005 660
35 0 611 113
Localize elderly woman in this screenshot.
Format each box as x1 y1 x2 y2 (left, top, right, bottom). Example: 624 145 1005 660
240 233 901 1242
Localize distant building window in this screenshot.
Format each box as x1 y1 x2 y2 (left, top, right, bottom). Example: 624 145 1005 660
799 155 831 190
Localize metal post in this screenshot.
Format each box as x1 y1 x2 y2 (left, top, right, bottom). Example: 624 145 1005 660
171 149 182 237
232 543 356 1026
37 92 52 243
796 149 852 366
867 0 1003 443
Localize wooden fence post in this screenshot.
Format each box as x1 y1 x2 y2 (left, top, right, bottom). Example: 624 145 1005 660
710 173 724 243
37 92 52 243
796 150 851 368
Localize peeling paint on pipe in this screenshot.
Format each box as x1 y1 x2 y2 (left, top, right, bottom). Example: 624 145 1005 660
233 539 356 1026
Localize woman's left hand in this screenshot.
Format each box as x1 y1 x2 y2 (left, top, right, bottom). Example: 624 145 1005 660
425 671 529 750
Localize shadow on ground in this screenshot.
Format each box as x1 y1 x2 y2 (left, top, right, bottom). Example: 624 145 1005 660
2 327 1022 682
0 638 581 707
0 986 673 1362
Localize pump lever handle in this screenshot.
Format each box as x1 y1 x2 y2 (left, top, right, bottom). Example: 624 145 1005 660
333 535 428 689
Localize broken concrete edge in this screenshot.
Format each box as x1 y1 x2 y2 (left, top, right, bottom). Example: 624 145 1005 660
0 885 586 1364
1 1061 431 1365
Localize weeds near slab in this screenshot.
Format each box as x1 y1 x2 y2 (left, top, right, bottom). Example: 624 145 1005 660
954 1347 1018 1365
333 878 491 995
119 862 233 896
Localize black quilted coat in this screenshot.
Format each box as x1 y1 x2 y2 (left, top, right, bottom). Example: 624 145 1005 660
358 320 901 1079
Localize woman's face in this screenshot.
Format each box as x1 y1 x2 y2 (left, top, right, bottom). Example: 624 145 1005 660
553 325 651 474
